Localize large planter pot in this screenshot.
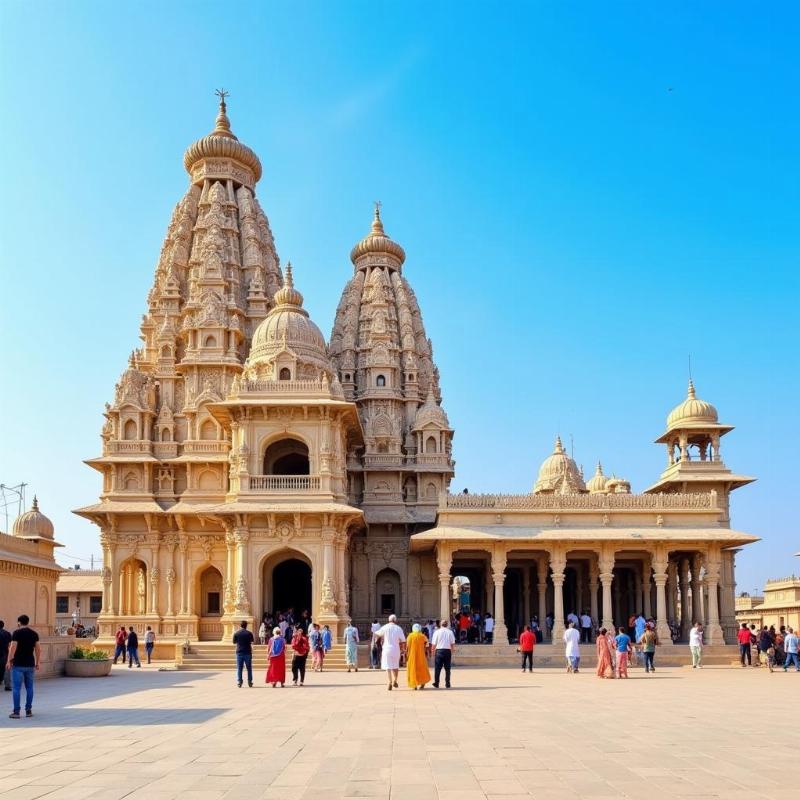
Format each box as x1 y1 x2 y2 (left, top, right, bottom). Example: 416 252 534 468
64 658 113 677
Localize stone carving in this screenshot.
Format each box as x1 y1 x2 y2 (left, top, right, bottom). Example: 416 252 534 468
320 578 336 613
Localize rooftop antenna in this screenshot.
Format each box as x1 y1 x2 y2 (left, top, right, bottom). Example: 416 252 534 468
0 482 27 534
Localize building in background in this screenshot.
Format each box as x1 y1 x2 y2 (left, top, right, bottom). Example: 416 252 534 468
0 498 73 676
736 576 800 631
74 97 758 652
56 569 103 633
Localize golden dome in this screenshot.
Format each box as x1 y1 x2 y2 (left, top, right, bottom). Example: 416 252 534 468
666 380 718 430
183 93 262 182
12 496 54 540
533 436 587 494
247 264 330 370
350 204 406 266
585 461 609 494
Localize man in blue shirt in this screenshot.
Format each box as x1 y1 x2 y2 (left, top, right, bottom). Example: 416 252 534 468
614 628 632 678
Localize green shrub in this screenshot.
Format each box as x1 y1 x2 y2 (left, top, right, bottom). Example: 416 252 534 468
68 647 109 660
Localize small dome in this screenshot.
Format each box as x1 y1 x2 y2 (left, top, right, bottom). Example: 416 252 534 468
533 436 587 494
667 380 718 430
586 461 609 494
13 496 54 540
246 264 330 372
184 95 262 182
413 388 450 430
350 205 406 266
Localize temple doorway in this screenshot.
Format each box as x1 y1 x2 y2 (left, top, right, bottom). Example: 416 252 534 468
270 558 312 616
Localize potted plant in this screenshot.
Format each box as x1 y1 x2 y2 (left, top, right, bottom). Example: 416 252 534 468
64 646 113 677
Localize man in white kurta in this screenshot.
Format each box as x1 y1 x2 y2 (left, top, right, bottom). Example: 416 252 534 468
376 614 406 690
563 622 582 673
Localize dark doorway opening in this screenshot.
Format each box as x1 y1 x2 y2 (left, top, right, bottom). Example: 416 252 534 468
264 439 310 475
272 558 312 615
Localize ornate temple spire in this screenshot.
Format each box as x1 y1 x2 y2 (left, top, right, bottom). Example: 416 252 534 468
211 88 236 139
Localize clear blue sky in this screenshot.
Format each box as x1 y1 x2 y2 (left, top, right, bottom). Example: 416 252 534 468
1 2 797 592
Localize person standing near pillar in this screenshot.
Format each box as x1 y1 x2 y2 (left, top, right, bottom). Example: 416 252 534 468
689 622 704 668
431 619 456 688
233 620 254 688
579 610 593 644
518 624 535 673
737 622 753 667
484 612 494 644
563 621 581 673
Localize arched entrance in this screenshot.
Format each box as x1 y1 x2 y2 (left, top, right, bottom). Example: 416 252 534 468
263 438 310 475
376 568 401 616
263 554 312 617
198 565 223 641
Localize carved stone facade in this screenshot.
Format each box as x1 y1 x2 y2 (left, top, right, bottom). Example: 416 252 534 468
76 99 756 652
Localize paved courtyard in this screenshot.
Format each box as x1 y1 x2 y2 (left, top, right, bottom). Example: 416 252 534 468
1 663 796 800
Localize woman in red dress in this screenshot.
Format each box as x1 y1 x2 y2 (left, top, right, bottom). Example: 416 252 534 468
265 626 286 687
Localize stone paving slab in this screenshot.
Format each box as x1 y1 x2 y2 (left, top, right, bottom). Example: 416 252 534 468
0 663 797 799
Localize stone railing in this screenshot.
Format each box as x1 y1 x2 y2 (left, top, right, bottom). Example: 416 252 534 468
183 441 230 455
363 454 404 467
415 454 452 466
153 442 178 459
238 379 344 399
442 491 718 510
248 475 321 492
105 440 153 455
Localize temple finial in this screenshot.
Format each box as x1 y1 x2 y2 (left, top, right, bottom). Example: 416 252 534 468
32 495 39 511
212 88 234 137
371 201 385 235
284 261 294 288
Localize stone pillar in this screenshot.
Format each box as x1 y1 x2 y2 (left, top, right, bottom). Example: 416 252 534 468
643 557 652 618
522 566 531 627
679 558 691 640
105 535 117 615
703 551 725 645
165 541 176 617
224 532 235 614
652 556 673 645
668 560 678 623
720 550 737 643
234 529 252 618
491 547 508 644
178 536 189 614
149 537 160 615
691 553 703 627
634 570 643 617
550 551 566 642
436 545 452 622
589 561 599 627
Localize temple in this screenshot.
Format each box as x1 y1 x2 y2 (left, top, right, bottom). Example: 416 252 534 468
75 97 757 652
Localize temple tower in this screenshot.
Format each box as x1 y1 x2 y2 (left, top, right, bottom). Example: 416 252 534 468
330 206 454 623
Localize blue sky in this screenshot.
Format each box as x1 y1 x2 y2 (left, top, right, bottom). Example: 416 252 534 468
1 2 797 592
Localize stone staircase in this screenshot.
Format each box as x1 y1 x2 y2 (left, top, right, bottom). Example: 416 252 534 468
176 641 360 671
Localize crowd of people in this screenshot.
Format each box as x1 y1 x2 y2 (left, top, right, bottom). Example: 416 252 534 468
736 622 799 672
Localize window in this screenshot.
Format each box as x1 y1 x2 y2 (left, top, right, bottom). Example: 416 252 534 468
279 367 291 380
344 373 351 381
56 596 68 614
89 596 102 614
207 592 221 615
376 375 386 387
380 594 396 615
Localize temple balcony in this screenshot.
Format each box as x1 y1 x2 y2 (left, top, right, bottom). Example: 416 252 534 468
104 440 153 456
153 442 178 459
182 440 230 456
441 491 718 511
246 474 322 492
363 453 404 468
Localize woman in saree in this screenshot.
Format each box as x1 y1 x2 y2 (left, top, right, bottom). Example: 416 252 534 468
265 626 286 688
596 626 614 678
406 623 431 690
343 621 359 672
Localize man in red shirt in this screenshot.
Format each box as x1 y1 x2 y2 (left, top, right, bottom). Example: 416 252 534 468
737 622 752 667
518 624 536 673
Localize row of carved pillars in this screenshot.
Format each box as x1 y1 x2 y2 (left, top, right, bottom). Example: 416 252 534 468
435 544 733 646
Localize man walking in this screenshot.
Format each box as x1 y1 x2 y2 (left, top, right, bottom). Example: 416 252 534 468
737 622 752 667
375 614 406 690
369 619 381 669
563 621 581 673
233 620 254 687
431 618 456 688
518 624 535 672
783 627 799 672
143 626 155 664
640 623 659 673
579 611 593 644
0 621 11 692
7 614 40 719
126 627 141 668
689 622 703 668
113 625 127 664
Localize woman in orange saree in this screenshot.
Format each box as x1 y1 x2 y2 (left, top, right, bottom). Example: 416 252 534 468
596 627 614 678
